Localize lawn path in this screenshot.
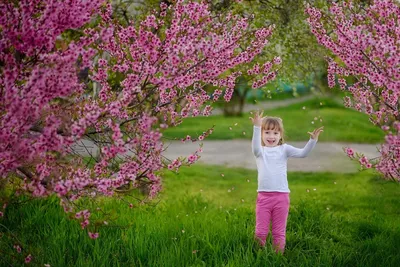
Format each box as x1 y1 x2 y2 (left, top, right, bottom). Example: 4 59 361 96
162 140 380 173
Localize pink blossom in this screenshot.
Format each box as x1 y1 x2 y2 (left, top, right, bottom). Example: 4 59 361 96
345 147 354 158
359 156 369 165
273 57 282 64
25 254 32 263
88 232 99 239
13 244 21 253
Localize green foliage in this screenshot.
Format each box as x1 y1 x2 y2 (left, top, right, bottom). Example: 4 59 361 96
162 97 385 143
227 0 331 84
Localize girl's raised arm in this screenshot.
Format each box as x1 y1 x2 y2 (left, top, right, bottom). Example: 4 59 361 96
285 126 323 158
250 111 263 157
284 139 317 158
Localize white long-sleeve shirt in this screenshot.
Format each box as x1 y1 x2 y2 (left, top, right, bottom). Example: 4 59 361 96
252 126 317 193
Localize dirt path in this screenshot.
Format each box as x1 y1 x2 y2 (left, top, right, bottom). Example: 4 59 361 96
74 139 380 173
162 140 380 173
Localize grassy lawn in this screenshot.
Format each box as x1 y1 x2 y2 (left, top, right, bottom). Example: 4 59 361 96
163 97 385 143
1 165 400 266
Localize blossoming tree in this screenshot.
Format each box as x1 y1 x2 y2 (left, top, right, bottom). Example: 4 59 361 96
0 0 280 239
306 0 399 180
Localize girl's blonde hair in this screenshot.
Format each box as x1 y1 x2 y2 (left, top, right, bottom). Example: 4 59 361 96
261 117 285 146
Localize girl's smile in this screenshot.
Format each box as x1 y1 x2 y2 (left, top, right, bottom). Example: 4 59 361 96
263 128 281 147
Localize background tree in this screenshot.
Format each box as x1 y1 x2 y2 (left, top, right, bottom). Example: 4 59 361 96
115 0 332 116
204 0 334 115
306 0 399 180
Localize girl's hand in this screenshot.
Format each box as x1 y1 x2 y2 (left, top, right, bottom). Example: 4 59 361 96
308 126 324 140
249 110 264 127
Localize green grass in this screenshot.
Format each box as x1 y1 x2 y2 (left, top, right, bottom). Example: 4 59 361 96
1 165 400 266
163 97 385 143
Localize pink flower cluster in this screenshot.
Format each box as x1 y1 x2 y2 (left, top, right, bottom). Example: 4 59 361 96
376 122 400 179
75 209 91 229
13 244 22 253
306 0 400 180
359 156 373 169
167 159 183 171
25 254 32 264
88 232 99 239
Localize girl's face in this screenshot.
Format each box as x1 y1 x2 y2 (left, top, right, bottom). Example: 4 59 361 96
262 127 281 147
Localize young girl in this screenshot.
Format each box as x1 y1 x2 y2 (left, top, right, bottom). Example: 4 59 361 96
249 110 323 254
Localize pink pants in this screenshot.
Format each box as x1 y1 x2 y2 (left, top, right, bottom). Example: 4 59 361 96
255 191 290 254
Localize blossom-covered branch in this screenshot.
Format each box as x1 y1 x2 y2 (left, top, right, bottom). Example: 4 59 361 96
306 0 399 180
0 0 279 238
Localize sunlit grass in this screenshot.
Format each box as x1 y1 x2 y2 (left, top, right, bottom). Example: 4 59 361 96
1 165 399 266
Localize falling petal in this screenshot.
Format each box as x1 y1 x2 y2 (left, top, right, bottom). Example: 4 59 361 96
221 174 225 177
302 106 306 110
